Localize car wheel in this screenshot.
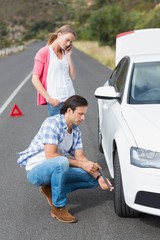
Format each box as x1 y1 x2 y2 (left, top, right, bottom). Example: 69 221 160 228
114 149 140 217
98 117 103 153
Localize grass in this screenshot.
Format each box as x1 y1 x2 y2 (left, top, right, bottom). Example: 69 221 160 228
73 41 115 69
0 39 116 68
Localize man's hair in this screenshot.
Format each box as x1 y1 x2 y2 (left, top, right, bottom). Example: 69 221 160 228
60 95 88 114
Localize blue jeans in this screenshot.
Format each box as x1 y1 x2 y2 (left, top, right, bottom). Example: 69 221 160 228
27 156 98 207
47 102 64 117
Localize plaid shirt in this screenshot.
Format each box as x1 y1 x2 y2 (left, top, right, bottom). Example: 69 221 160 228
17 114 83 167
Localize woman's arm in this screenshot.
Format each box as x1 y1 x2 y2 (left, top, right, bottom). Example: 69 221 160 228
32 74 50 102
66 46 76 80
32 74 60 106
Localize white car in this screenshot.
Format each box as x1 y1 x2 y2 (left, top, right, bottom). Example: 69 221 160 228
94 29 160 217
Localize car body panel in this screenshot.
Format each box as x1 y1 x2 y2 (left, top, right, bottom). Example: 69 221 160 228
95 29 160 216
116 28 160 65
122 105 160 150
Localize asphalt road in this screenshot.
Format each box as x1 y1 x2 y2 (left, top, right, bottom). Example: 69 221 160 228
0 42 160 240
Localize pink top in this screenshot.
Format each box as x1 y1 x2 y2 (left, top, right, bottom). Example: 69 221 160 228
32 45 50 105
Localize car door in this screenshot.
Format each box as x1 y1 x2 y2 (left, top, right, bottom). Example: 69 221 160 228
100 57 130 174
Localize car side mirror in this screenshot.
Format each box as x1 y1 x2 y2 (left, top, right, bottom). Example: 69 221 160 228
94 86 120 100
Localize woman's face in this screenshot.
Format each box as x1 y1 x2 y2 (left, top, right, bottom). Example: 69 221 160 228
57 32 76 50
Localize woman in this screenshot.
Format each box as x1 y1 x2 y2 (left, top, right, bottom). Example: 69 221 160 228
32 25 76 116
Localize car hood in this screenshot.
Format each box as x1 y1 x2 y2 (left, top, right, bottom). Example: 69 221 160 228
122 104 160 150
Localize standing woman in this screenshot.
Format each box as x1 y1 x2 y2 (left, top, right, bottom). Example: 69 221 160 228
32 25 76 116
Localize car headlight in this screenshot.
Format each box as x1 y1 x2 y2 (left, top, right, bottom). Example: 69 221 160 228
130 147 160 168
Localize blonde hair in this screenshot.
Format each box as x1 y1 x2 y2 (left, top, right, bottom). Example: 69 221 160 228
48 25 76 45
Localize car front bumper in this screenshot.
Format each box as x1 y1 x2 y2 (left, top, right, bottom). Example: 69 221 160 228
122 165 160 216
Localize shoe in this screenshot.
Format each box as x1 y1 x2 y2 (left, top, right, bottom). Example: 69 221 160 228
51 205 77 223
39 185 52 206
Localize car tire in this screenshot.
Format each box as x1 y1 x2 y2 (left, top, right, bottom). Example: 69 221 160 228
98 117 103 153
114 149 141 217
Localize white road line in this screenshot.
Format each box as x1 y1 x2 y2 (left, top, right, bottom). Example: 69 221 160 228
0 71 32 115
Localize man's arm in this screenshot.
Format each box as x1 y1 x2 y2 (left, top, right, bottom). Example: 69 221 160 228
72 149 101 177
44 145 100 175
44 145 112 191
44 144 61 159
73 149 113 191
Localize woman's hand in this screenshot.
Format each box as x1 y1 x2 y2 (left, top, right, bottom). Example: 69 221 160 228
65 44 73 56
47 97 60 107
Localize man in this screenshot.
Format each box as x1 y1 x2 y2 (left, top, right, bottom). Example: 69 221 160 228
17 95 112 223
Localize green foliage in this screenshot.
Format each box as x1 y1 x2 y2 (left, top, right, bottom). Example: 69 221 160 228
135 3 160 29
77 26 91 40
0 22 8 37
24 21 55 41
81 1 160 46
0 22 11 49
0 0 160 49
86 5 132 45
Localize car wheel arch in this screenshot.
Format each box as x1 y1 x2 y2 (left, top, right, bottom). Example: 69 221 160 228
113 146 141 217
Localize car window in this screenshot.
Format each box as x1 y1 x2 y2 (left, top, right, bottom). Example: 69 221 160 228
115 59 129 93
130 61 160 104
109 58 129 95
108 65 121 86
109 59 124 86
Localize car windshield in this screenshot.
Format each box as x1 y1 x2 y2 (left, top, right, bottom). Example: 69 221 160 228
130 61 160 104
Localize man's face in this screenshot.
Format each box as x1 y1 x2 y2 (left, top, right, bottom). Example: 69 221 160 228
68 106 88 126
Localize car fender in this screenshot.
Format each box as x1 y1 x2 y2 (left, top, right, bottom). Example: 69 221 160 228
108 117 136 179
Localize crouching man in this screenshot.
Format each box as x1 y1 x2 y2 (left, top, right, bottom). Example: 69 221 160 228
17 95 112 223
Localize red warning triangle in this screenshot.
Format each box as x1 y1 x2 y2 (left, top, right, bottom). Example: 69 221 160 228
10 104 23 117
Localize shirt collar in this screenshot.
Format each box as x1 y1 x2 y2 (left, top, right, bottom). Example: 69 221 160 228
60 114 81 132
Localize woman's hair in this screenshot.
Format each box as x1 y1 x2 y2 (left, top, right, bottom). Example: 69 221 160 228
60 95 88 114
48 25 76 45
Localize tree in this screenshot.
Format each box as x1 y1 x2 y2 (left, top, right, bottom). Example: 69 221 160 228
87 5 132 45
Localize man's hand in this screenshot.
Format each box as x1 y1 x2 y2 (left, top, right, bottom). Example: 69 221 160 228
81 161 101 174
98 176 113 191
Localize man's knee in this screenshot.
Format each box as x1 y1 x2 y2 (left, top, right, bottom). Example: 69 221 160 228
27 170 40 186
26 156 69 185
51 156 69 173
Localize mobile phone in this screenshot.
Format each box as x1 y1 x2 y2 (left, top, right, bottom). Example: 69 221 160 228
66 44 72 51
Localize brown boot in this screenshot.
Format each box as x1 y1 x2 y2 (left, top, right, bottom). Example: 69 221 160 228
51 205 77 223
39 185 52 206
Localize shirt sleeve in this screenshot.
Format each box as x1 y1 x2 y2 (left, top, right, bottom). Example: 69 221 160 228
40 118 59 146
32 48 46 77
74 130 83 150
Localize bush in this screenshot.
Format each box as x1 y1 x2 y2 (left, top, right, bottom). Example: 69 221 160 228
24 21 55 41
87 5 134 46
135 3 160 29
0 22 8 37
